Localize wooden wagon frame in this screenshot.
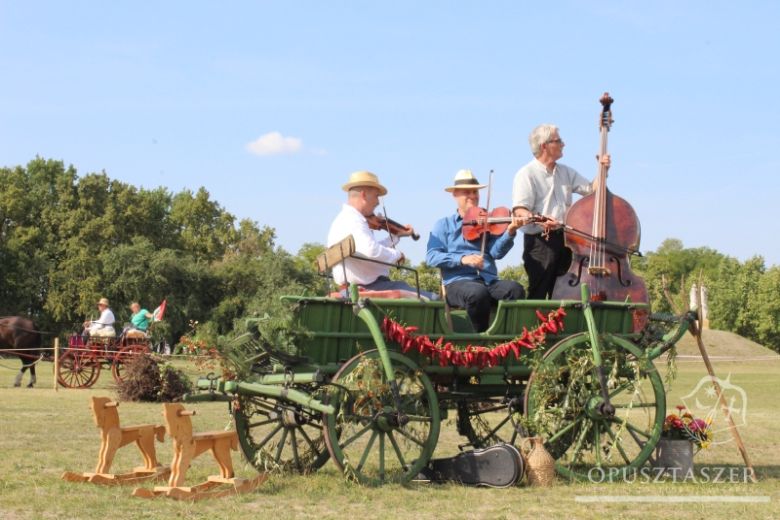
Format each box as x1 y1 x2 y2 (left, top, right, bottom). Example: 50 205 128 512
188 235 694 484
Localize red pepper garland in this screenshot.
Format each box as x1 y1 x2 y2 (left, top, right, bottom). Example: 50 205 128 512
381 308 567 369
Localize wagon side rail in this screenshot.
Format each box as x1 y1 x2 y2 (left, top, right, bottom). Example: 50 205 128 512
641 310 698 360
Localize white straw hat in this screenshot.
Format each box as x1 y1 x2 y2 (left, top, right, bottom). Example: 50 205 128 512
342 170 388 196
444 169 487 192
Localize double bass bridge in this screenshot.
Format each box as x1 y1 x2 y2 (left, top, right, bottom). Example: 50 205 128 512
587 266 612 276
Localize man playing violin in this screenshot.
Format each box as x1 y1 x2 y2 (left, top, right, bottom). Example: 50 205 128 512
327 170 439 300
512 124 610 299
427 169 525 332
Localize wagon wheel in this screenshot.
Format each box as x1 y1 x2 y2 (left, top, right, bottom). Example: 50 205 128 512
456 395 526 449
232 393 330 474
323 349 440 485
57 349 101 388
111 343 150 384
524 332 665 481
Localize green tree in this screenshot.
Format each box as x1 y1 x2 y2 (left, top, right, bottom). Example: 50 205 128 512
499 263 529 288
169 188 236 262
707 256 744 332
4 156 776 353
634 238 725 313
729 256 764 340
750 266 780 351
391 261 442 295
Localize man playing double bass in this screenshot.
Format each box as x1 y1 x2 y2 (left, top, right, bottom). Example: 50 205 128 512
512 124 610 299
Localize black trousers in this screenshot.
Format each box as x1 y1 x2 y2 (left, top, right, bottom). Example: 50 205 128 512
523 230 572 299
445 279 525 332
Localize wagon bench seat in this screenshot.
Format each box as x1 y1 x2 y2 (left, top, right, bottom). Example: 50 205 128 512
317 235 425 301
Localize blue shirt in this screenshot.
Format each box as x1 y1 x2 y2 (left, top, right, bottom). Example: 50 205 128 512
426 212 516 286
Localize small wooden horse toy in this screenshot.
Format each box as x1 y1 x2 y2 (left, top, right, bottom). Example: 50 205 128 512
133 403 265 501
62 396 170 485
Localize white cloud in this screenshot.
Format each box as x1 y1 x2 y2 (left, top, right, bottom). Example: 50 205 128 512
246 131 303 156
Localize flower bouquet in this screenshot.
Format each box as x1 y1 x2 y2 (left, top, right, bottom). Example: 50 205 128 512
662 405 713 449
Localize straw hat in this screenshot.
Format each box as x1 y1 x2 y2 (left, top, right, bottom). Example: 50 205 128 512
97 297 110 307
444 169 487 192
342 170 388 196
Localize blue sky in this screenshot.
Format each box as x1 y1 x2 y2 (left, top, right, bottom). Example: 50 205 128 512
2 1 779 267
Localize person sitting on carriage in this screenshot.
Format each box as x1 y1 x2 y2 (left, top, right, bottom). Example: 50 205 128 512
426 169 525 332
327 170 439 300
121 302 154 338
82 297 116 339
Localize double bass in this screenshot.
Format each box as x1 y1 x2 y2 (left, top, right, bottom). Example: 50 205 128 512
551 93 648 330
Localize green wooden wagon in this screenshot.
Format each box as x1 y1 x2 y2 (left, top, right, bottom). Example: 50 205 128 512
189 238 694 484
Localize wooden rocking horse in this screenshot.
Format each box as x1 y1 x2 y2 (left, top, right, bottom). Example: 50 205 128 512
132 403 265 501
61 396 170 485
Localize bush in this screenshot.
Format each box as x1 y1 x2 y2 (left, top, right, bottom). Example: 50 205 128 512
159 364 193 402
116 355 192 402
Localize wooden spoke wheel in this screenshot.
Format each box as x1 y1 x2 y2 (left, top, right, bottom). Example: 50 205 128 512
323 349 440 485
111 344 150 384
233 394 329 475
456 395 526 449
57 349 101 388
524 332 666 481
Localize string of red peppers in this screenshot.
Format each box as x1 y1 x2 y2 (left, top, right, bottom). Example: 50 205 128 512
381 308 567 369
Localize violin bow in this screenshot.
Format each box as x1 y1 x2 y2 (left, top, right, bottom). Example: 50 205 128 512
379 200 397 249
476 170 494 276
562 223 642 257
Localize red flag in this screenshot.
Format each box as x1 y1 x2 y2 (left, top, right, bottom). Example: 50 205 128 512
152 299 167 322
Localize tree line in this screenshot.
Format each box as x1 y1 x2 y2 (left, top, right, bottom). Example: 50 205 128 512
1 158 777 353
631 238 780 352
0 158 325 345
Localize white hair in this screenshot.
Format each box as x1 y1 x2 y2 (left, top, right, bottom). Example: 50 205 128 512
529 124 558 157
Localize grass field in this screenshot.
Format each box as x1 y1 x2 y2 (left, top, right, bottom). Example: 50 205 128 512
0 347 777 520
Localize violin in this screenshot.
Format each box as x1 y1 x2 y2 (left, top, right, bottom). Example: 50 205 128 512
366 214 420 241
461 206 550 241
551 93 648 330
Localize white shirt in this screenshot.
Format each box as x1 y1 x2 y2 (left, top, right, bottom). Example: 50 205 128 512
327 204 403 285
512 159 593 234
89 308 115 334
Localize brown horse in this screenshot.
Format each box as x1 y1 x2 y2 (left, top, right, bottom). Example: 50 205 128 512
0 316 43 387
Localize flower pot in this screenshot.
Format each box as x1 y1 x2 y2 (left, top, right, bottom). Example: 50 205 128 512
652 439 693 477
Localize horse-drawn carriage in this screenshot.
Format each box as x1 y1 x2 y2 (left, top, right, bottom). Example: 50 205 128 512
0 317 155 389
56 332 152 388
187 237 694 484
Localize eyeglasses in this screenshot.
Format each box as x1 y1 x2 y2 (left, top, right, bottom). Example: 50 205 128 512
547 138 563 144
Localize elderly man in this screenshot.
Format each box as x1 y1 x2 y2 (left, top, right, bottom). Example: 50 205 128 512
512 124 610 299
327 170 438 299
427 169 525 332
83 297 116 338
